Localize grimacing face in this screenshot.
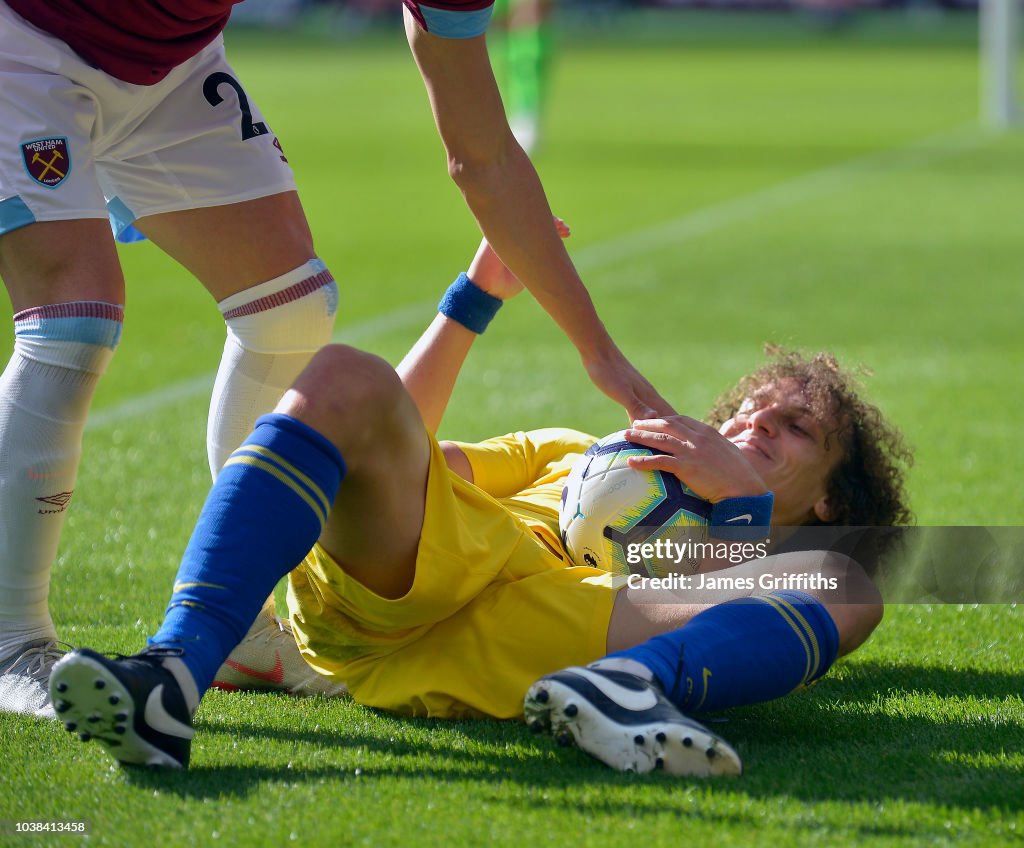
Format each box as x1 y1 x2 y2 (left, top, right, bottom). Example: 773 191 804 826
717 379 843 526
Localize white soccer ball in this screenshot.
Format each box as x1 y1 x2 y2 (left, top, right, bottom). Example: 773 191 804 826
559 430 711 577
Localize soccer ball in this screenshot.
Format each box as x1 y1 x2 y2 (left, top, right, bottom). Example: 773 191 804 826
559 430 711 577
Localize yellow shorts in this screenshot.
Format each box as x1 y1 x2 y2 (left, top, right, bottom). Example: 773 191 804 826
287 436 619 719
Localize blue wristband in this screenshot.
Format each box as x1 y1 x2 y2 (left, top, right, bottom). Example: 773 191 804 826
710 492 774 541
438 273 503 334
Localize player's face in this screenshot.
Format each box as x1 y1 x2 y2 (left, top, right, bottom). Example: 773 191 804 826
717 379 841 526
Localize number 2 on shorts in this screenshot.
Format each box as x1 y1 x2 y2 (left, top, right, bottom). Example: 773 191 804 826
202 72 269 141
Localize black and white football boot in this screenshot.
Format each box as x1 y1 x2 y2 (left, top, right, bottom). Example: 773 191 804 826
524 658 742 777
49 646 199 769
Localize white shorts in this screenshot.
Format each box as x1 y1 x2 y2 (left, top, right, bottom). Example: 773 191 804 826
0 2 297 240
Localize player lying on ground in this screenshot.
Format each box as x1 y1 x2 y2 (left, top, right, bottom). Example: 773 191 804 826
49 226 912 774
0 0 668 718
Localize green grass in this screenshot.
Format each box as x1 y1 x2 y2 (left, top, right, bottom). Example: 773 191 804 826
2 12 1023 847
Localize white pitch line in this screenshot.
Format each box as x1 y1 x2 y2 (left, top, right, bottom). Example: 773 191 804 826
570 123 986 272
84 301 436 431
84 123 988 433
86 374 216 431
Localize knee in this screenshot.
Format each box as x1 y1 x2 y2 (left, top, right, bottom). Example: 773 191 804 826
819 553 883 656
290 344 403 415
278 345 409 451
829 600 883 657
218 259 338 355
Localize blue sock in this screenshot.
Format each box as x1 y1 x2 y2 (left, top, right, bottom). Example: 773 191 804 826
607 590 840 713
150 413 345 694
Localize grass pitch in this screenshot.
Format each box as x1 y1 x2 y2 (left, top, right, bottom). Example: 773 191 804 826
2 11 1022 847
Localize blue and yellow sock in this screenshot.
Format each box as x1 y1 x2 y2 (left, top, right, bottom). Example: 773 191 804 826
150 413 345 694
605 590 840 713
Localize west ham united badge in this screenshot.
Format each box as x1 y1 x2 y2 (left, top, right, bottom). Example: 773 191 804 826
22 137 70 188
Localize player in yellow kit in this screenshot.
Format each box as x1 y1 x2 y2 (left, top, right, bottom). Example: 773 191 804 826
289 425 615 720
51 222 911 774
286 228 908 726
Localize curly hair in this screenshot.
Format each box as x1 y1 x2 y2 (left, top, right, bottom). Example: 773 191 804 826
705 346 914 528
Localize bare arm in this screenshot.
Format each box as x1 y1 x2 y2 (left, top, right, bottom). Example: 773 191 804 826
397 224 566 433
404 10 674 422
397 314 475 436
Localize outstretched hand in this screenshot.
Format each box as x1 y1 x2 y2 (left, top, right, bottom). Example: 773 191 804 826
467 217 674 423
467 217 570 301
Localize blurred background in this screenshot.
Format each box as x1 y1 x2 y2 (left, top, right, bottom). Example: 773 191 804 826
231 0 985 27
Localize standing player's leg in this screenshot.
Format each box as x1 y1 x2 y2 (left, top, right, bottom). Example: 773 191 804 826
0 3 134 716
0 221 125 718
135 192 335 477
90 33 337 483
97 35 344 695
132 194 344 696
49 345 430 767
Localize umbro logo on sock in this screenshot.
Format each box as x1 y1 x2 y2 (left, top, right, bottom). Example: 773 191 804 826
36 491 73 514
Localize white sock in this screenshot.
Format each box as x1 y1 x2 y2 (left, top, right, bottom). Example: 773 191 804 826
0 302 122 660
207 258 338 477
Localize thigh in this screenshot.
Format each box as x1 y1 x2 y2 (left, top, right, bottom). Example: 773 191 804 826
277 347 432 600
320 421 432 601
97 37 303 295
0 220 123 312
135 191 315 300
